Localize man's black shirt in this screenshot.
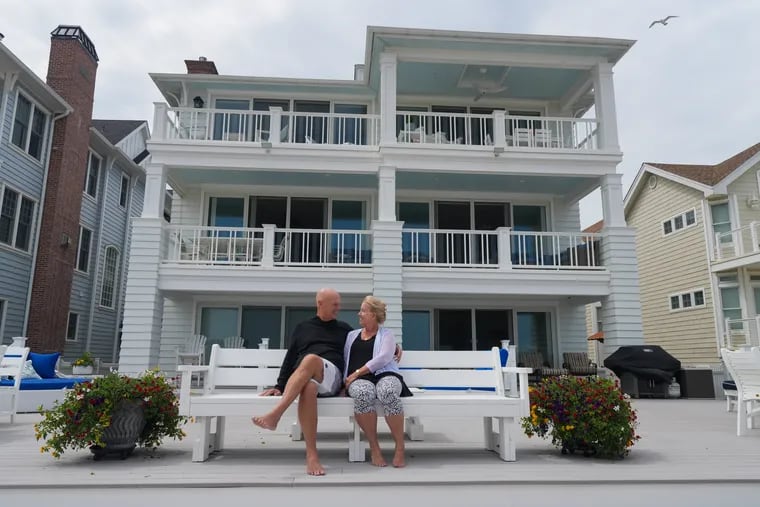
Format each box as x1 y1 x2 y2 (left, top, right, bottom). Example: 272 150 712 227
275 316 353 392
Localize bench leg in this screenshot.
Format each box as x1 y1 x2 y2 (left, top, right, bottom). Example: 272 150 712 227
495 417 515 461
191 416 212 462
405 416 424 441
213 416 226 452
291 421 303 441
483 417 496 451
348 417 366 462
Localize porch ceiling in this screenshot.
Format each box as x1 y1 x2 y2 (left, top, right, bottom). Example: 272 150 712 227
168 168 378 188
397 171 597 195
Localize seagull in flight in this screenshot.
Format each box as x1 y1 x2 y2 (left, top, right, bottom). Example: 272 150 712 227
649 15 679 28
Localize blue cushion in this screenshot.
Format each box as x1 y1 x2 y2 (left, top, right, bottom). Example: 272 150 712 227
722 380 737 391
28 352 61 379
0 377 88 390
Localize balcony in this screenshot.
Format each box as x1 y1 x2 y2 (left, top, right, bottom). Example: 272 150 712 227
161 225 602 271
154 105 601 154
711 222 760 271
722 317 760 349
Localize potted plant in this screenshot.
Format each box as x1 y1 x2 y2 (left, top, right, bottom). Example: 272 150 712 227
34 369 186 460
521 375 640 458
72 351 95 375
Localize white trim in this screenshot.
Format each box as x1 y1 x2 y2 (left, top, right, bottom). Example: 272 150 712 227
668 288 707 312
9 89 50 163
0 182 39 253
75 225 93 274
624 164 714 215
0 298 7 342
84 150 102 199
65 312 79 342
661 207 698 237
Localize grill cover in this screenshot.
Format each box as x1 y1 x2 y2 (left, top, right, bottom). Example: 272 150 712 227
603 345 681 383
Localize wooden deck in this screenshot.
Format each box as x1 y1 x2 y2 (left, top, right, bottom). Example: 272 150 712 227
1 399 759 487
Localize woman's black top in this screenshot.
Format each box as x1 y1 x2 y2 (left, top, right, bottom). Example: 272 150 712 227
348 335 376 382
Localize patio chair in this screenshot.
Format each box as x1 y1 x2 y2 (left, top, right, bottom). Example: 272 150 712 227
720 347 760 435
177 334 207 367
272 233 290 262
563 352 598 376
0 345 30 423
222 336 245 348
518 351 568 382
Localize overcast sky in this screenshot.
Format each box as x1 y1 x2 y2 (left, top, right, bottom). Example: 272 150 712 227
2 0 758 227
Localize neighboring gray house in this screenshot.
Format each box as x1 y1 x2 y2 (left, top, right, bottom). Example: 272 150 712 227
64 120 148 363
0 40 71 344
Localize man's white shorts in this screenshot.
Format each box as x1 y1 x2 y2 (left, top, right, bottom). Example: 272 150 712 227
310 357 342 396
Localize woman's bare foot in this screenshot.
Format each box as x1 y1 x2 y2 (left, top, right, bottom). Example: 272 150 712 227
251 413 279 431
392 447 406 468
306 454 326 476
370 447 387 467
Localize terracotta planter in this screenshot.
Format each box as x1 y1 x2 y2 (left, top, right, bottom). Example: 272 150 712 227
91 400 146 460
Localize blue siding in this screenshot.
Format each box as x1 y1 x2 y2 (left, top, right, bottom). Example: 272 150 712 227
0 85 54 345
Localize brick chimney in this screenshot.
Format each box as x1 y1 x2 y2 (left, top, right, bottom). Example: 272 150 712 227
185 56 218 74
27 26 98 352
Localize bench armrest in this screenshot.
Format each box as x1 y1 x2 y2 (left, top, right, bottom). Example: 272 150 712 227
502 367 533 374
177 366 210 415
502 367 532 417
177 365 209 373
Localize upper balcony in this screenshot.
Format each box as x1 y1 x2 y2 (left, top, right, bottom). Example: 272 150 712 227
711 222 760 272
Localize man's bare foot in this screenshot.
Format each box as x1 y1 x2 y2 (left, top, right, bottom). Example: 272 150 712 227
306 455 326 476
370 448 387 467
392 448 406 468
251 413 279 431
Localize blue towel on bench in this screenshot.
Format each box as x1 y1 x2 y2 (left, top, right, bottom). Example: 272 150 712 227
0 377 89 391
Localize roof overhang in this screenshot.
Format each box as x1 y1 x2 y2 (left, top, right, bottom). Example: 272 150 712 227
624 163 714 216
0 43 71 114
713 150 760 194
89 127 146 178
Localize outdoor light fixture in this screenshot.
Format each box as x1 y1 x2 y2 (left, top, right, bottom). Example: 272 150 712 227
261 141 273 152
193 96 204 108
493 146 505 157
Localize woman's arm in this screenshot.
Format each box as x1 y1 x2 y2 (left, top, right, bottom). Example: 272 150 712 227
363 328 396 373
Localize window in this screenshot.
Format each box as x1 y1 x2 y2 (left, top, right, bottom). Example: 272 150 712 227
662 208 697 236
99 246 120 308
711 202 731 243
719 276 742 331
84 151 101 198
0 186 36 252
670 289 706 312
66 312 79 341
77 227 92 272
119 174 130 208
591 303 603 333
11 92 47 160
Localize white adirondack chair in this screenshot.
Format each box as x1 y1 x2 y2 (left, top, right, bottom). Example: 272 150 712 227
222 336 245 348
177 334 207 367
0 345 30 423
721 347 760 435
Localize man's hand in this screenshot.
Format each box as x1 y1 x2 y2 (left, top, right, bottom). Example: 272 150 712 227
394 343 403 363
259 387 282 396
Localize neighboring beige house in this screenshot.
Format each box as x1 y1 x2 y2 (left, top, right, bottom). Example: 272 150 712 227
619 142 760 370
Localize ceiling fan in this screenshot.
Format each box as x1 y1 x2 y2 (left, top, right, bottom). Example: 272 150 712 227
473 83 508 102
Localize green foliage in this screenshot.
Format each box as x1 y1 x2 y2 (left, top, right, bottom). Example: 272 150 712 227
72 351 95 367
520 375 640 458
34 370 186 458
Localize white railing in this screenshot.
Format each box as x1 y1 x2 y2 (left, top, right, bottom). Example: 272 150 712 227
713 222 760 262
163 225 372 267
402 228 603 269
723 317 760 349
162 107 380 146
395 111 599 151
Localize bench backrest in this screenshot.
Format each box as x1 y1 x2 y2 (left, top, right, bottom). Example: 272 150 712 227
721 347 760 398
205 345 505 395
0 346 30 389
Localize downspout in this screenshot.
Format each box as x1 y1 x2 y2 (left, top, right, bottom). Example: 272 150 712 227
84 151 113 352
111 175 139 363
23 108 71 336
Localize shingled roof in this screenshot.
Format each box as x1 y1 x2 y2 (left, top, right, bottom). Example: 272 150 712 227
646 142 760 186
91 119 145 145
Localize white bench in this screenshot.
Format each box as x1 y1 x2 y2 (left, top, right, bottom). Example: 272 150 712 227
178 345 531 463
721 347 760 435
0 345 30 423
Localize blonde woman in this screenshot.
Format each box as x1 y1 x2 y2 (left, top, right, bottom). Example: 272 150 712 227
344 296 411 467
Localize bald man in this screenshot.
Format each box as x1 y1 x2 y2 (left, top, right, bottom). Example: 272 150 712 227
253 288 352 476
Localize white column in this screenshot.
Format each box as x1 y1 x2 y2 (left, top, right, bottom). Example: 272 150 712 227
371 221 404 344
593 62 620 152
601 173 625 227
379 52 398 145
142 163 167 219
378 166 397 221
119 217 165 375
152 102 168 141
269 107 283 145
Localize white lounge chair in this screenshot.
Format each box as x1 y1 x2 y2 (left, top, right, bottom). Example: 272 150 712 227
0 345 30 423
721 347 760 435
222 336 245 348
177 334 207 367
